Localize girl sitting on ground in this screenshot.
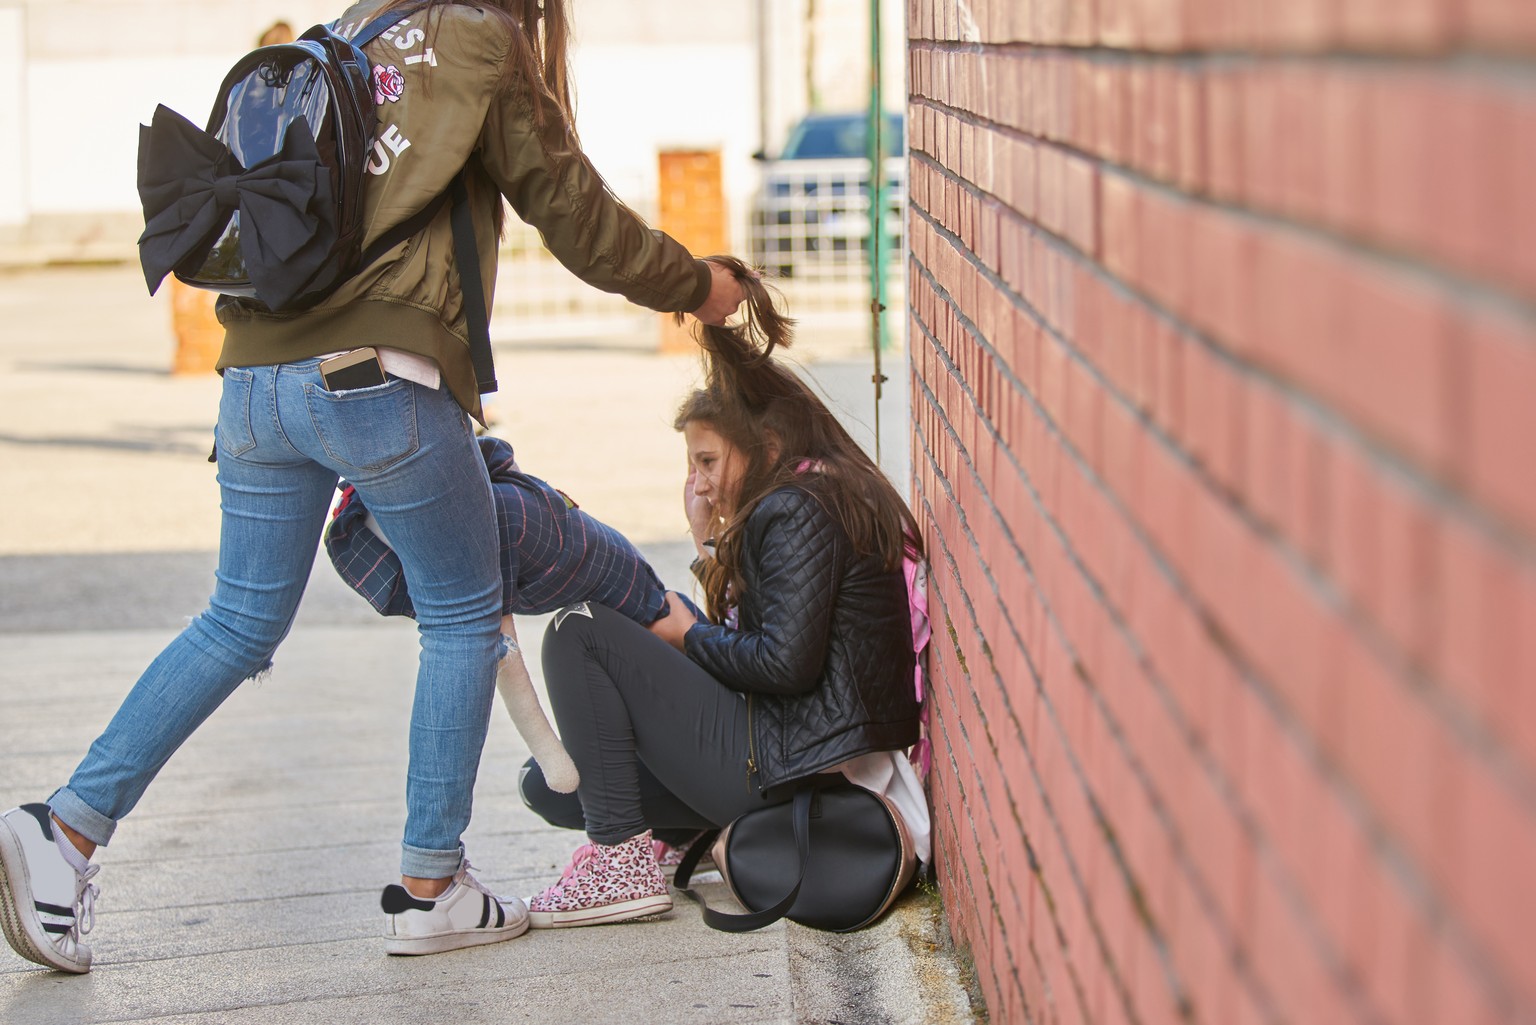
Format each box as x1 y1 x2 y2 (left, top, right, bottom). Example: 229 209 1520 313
518 258 929 928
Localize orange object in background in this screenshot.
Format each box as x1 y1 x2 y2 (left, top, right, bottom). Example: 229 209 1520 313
168 279 222 376
656 148 727 354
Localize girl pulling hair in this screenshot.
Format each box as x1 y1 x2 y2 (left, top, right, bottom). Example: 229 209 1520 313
519 260 928 929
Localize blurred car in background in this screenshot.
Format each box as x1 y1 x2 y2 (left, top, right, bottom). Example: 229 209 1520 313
749 111 906 280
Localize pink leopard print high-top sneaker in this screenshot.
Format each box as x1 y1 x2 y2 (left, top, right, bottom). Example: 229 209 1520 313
527 830 672 928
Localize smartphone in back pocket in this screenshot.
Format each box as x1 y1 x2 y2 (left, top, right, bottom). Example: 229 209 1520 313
319 347 387 391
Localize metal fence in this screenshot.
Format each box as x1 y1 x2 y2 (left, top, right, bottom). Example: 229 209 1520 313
490 161 907 339
490 199 660 332
747 157 906 287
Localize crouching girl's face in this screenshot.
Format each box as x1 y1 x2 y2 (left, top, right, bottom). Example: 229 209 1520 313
684 421 747 520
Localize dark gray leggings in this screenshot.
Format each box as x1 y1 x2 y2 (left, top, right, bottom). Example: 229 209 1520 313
525 601 793 845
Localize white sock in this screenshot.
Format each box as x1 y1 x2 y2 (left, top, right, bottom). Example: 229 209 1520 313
406 880 455 901
52 823 90 874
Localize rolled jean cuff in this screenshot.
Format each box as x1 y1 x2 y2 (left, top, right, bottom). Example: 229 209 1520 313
47 787 117 848
401 841 465 879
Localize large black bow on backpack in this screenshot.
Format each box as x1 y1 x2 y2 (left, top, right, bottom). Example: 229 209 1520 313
136 104 338 310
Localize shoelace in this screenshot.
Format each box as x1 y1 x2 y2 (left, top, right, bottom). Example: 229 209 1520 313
74 864 100 938
553 844 597 892
454 859 499 902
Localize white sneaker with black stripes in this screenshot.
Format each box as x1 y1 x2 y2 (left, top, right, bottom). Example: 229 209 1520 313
0 804 99 974
381 860 529 955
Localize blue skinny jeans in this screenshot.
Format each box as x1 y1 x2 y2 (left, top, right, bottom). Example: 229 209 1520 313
48 360 504 878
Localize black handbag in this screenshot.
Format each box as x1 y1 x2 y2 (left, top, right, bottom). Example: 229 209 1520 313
675 776 916 932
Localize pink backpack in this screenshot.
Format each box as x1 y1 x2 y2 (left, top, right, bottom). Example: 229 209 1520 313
904 549 932 779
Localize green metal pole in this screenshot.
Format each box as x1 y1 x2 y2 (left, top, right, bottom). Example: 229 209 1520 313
867 0 888 463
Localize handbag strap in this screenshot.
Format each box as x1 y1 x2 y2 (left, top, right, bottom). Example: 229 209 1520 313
675 787 815 933
670 826 719 891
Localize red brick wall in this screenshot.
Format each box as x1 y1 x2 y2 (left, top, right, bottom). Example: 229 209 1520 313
905 4 1536 1024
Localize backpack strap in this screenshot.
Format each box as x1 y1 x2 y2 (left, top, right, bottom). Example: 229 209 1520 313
357 192 449 272
339 0 458 280
448 173 497 395
344 3 498 396
344 3 428 47
347 178 494 397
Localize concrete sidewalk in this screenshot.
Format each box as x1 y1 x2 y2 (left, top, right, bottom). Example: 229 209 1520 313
0 265 978 1024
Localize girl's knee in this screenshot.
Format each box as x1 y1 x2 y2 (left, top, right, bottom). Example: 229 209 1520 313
541 602 595 654
555 602 600 631
544 601 629 646
186 610 284 679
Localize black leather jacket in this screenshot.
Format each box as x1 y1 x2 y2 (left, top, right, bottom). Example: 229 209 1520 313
683 485 920 791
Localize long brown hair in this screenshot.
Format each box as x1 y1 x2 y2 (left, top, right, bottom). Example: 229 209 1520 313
675 256 922 624
370 0 576 128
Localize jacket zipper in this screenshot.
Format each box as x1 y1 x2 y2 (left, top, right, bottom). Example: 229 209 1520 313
745 693 758 793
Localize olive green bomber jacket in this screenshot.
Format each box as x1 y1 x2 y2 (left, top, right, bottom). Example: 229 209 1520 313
217 0 711 420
